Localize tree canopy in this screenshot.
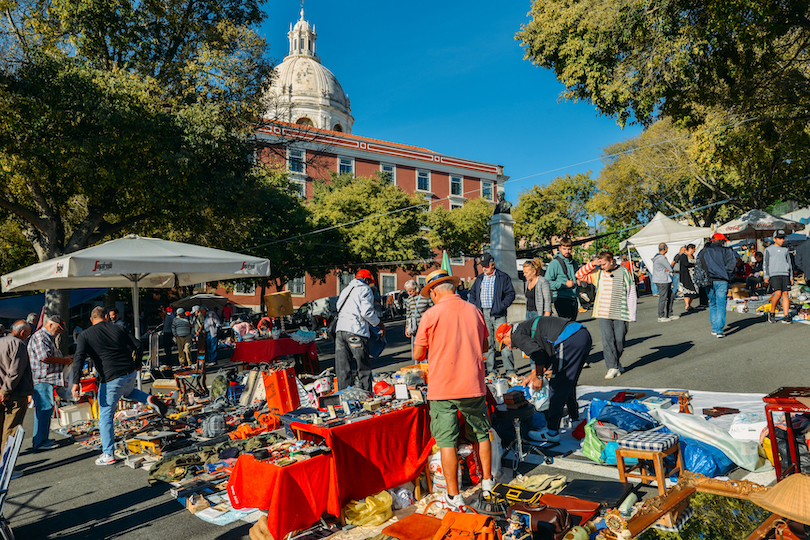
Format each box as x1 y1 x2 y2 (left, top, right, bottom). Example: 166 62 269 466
426 197 493 257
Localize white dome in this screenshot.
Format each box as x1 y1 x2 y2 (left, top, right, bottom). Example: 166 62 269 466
264 9 354 133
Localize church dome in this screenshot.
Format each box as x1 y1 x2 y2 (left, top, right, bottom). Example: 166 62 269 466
264 9 354 133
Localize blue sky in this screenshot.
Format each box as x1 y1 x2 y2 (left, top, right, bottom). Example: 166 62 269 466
259 2 643 202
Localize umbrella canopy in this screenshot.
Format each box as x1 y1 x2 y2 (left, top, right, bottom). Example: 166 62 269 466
716 209 806 240
441 251 452 276
1 235 269 387
171 294 240 312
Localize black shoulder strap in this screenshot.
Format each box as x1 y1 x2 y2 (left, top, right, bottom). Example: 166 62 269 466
555 256 571 280
336 285 357 313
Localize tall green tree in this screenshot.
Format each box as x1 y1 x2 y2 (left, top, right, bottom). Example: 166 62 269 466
309 173 432 277
513 173 595 247
426 198 493 257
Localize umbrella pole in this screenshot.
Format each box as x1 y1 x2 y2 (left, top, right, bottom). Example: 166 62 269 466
132 281 142 390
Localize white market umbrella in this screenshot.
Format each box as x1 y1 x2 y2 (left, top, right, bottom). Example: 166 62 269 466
716 209 806 241
171 294 240 312
2 235 270 385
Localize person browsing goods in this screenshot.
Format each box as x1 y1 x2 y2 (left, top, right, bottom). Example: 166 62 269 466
413 269 494 511
468 253 516 377
544 237 580 320
496 316 592 443
0 321 33 453
765 230 794 324
698 232 737 338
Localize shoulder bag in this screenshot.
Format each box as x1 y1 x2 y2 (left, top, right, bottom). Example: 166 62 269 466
326 285 356 341
507 502 571 540
692 253 712 288
431 504 499 540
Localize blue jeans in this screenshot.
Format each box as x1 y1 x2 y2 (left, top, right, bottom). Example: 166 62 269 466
651 281 659 295
32 382 56 448
526 310 539 319
708 281 729 334
99 371 149 456
672 274 680 295
206 334 218 363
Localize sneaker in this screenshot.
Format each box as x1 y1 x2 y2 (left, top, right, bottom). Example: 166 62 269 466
782 317 793 324
658 317 671 322
768 312 776 323
439 492 463 511
527 428 560 443
604 368 622 380
711 331 718 336
669 315 680 320
95 453 116 466
582 362 590 368
34 439 59 451
148 395 168 417
481 477 496 495
716 333 725 338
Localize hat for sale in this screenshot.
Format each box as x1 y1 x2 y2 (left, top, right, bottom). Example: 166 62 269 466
495 323 512 350
774 229 788 239
420 269 461 298
749 473 810 526
711 232 728 242
480 253 495 265
355 269 375 284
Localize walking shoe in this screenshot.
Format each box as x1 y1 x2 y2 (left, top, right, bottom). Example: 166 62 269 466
768 312 776 323
34 439 59 451
711 331 718 336
669 315 680 320
527 428 560 443
604 368 622 379
95 453 116 466
148 395 168 417
439 492 464 511
481 477 496 495
657 317 671 322
582 362 590 368
716 333 725 338
781 317 793 324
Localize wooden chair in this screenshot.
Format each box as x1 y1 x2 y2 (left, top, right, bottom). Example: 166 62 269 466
615 430 684 496
173 351 208 404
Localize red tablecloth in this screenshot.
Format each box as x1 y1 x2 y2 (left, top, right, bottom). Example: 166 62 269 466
292 404 434 507
227 453 336 539
230 338 318 365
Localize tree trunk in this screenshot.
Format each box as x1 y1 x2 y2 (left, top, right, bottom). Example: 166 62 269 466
44 289 70 354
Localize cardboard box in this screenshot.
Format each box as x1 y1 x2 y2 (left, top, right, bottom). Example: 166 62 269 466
59 402 93 426
265 291 294 317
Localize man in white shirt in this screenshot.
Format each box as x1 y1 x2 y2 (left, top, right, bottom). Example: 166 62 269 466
334 269 385 391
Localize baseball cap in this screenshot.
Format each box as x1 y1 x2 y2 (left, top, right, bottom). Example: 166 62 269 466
480 253 495 265
774 229 787 239
176 309 185 317
355 269 375 283
711 232 728 242
495 323 512 351
47 314 66 328
191 305 199 313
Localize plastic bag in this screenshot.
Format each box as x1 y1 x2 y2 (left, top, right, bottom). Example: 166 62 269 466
343 490 393 526
388 485 415 510
595 405 657 432
428 448 462 493
529 378 550 412
490 429 503 480
581 419 606 463
588 398 649 420
340 386 374 403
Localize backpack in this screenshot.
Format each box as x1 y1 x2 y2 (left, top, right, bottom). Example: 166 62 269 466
693 252 712 287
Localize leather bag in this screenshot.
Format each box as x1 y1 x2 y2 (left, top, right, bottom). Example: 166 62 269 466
382 510 442 540
326 285 356 341
431 505 499 540
506 503 571 540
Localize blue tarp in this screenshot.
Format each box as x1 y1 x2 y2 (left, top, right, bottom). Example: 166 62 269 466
0 289 108 319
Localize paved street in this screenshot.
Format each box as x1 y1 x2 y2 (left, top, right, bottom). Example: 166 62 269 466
7 295 809 539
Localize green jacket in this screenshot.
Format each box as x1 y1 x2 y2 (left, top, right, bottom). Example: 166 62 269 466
545 256 579 300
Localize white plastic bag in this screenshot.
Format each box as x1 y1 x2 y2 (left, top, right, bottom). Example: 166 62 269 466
529 378 550 412
490 429 503 480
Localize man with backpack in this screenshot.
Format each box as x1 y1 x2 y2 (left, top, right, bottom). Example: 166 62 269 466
697 233 737 338
544 237 580 320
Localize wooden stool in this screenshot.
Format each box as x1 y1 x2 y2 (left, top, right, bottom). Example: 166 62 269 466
615 430 684 496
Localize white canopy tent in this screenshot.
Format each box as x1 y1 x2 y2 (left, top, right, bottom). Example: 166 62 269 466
620 212 714 273
1 235 270 386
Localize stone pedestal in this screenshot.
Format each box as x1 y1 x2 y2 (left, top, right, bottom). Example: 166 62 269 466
489 213 526 323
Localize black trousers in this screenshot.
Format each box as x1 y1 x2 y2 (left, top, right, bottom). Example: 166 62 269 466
546 328 592 430
553 297 579 321
334 331 372 391
161 332 175 365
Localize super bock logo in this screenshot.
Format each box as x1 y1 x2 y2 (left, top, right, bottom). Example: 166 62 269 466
93 261 114 272
55 263 65 274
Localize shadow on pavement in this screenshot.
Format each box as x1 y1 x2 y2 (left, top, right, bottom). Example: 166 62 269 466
625 341 694 371
19 450 97 476
724 316 766 336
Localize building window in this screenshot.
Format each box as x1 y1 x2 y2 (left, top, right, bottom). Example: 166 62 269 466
291 180 306 198
450 175 463 196
288 148 305 173
338 156 354 175
288 276 305 296
450 203 463 210
234 281 256 296
417 276 426 288
380 273 397 296
482 180 493 201
296 117 313 127
333 124 343 132
417 170 430 192
380 163 396 185
450 253 464 266
338 272 353 294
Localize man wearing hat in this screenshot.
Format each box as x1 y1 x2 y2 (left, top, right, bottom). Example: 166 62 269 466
495 316 592 442
172 309 193 367
27 314 73 451
697 232 737 338
413 269 494 510
334 269 385 391
765 230 794 323
468 253 516 376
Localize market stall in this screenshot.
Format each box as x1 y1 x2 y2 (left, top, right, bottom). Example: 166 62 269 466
229 337 319 374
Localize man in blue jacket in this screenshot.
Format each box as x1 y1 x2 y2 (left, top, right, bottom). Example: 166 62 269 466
698 232 737 338
468 253 516 376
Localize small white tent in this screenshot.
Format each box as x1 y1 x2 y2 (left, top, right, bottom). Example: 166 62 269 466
620 212 714 273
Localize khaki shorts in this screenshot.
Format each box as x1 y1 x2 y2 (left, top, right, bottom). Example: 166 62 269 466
429 397 491 448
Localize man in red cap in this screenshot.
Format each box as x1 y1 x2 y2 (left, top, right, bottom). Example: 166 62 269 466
697 232 737 337
413 269 493 510
333 269 384 391
495 316 591 443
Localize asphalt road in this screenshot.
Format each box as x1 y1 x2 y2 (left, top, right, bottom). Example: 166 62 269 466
7 294 809 539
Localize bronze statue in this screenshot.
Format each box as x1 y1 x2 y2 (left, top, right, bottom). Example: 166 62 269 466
493 191 512 215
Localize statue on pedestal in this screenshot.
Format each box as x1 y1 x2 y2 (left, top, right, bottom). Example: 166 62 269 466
493 191 512 215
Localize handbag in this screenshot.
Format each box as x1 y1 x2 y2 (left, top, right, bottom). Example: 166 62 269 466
382 504 442 540
431 504 499 540
326 285 356 341
507 503 571 540
692 253 712 287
